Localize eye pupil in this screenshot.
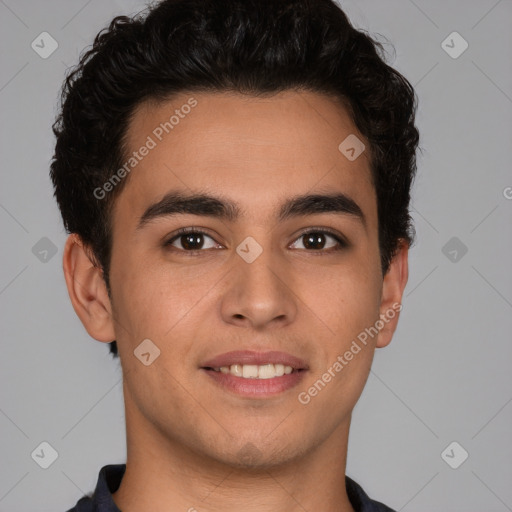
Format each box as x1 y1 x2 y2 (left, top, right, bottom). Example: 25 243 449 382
303 233 326 250
182 233 203 250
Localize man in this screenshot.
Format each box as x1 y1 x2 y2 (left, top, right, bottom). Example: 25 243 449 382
51 0 419 510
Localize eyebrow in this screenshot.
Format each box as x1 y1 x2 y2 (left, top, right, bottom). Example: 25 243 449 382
136 189 366 230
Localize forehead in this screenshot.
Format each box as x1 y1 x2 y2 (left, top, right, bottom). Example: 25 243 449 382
114 90 375 228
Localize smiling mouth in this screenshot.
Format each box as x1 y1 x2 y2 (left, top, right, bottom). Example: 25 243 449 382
202 363 305 379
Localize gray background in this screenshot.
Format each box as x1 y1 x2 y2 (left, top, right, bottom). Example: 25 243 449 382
0 0 511 510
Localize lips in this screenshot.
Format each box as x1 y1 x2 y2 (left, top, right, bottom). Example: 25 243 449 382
200 350 309 371
200 350 309 397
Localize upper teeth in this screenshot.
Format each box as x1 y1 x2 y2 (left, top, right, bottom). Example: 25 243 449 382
214 364 295 379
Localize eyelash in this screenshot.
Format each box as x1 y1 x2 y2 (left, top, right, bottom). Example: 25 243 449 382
163 227 348 255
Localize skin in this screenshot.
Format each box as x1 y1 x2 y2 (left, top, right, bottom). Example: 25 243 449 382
63 90 408 512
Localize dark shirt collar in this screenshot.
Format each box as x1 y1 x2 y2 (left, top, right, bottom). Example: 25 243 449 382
67 464 395 512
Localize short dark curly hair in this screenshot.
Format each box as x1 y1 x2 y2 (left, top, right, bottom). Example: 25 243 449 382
50 0 420 358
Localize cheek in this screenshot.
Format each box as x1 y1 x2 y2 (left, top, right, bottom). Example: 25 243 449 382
109 252 214 343
295 266 381 415
293 257 382 340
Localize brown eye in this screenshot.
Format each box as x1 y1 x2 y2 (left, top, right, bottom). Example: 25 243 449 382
165 230 220 252
178 233 205 250
290 229 347 252
302 232 330 250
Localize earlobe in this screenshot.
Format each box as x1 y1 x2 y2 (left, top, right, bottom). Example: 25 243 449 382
376 240 409 348
62 234 116 343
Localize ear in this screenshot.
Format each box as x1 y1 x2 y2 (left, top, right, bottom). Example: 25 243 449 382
376 240 409 348
62 234 116 342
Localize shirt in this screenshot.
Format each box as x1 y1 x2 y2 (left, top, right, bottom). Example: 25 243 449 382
66 464 396 512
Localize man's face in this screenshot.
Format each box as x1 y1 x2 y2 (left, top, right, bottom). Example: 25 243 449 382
106 90 387 467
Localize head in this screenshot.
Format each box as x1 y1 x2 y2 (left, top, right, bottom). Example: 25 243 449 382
51 0 418 468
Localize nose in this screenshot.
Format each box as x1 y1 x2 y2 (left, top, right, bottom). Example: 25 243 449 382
219 242 298 330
